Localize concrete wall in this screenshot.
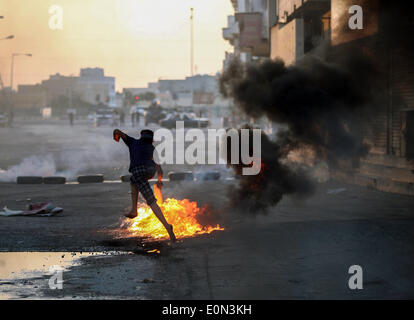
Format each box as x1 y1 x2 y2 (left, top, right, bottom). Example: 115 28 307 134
270 18 304 65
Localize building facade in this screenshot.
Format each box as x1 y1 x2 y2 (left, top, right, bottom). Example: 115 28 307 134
222 0 414 192
158 74 219 108
268 0 330 65
76 68 116 108
223 0 270 65
333 0 414 162
13 68 116 112
41 73 78 108
13 84 46 111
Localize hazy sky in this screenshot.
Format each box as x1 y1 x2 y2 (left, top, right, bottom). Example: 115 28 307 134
0 0 234 91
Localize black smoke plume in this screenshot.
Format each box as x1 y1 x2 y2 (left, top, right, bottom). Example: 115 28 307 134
220 47 379 212
223 126 314 213
221 53 379 162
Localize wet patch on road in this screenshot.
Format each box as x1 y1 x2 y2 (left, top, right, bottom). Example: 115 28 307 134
0 251 131 299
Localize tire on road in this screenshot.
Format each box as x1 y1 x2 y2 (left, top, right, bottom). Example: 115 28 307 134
168 171 194 181
120 175 132 183
16 176 44 184
43 176 66 185
195 171 221 181
77 175 104 184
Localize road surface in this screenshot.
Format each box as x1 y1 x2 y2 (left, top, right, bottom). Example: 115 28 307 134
1 179 414 299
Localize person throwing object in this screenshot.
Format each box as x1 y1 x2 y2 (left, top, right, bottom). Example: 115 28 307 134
113 128 176 242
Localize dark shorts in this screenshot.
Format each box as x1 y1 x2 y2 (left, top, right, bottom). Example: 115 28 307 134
130 165 157 205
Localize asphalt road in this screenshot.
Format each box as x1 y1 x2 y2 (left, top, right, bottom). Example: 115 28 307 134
1 179 414 299
1 120 414 299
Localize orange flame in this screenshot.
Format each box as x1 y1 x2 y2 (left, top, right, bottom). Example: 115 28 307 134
127 185 224 240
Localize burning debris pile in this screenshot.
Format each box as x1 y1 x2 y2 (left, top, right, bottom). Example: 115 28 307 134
124 185 224 240
220 49 379 212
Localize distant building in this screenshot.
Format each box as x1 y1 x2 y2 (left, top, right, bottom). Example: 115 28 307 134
41 73 78 108
148 82 159 91
123 87 152 97
158 74 218 107
13 84 46 110
13 67 116 111
76 68 116 108
222 0 269 65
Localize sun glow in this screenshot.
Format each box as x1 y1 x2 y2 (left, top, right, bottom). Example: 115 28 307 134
1 0 234 90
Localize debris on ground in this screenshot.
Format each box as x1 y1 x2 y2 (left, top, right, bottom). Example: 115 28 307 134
0 202 63 217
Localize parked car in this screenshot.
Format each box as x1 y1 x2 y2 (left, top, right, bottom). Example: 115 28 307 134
160 112 209 129
93 109 120 127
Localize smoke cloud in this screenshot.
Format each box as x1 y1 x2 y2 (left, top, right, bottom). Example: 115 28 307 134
0 127 127 182
223 126 315 213
220 38 381 212
0 155 57 182
221 53 378 161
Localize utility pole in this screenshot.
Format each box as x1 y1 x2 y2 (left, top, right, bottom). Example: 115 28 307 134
10 53 32 91
0 73 7 108
190 7 194 77
10 53 32 112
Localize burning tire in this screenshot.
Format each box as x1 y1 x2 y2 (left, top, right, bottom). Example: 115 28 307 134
16 176 44 184
120 175 132 183
195 171 221 181
77 175 104 184
168 171 194 181
43 176 66 185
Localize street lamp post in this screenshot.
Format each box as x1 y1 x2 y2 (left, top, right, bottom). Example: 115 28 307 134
10 53 32 112
10 53 32 92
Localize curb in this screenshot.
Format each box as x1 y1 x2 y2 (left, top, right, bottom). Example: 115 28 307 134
168 171 194 181
330 170 414 196
12 172 234 185
120 175 132 183
16 176 44 184
44 176 67 185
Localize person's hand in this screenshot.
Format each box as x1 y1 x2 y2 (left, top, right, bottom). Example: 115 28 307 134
113 129 120 142
156 180 163 189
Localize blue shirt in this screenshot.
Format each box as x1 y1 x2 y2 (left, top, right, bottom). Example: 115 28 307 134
124 135 156 172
